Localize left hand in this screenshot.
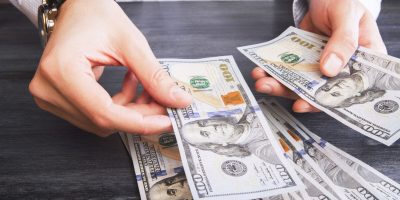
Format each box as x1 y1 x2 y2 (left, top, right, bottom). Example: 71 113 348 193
252 0 387 113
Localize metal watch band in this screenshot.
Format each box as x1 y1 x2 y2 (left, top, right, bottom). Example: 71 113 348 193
48 0 65 9
38 0 65 47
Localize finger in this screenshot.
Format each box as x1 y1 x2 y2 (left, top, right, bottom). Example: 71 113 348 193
358 12 387 54
29 73 113 135
121 32 192 108
320 4 360 77
299 12 324 34
135 90 151 104
48 60 171 134
30 71 90 119
255 77 299 99
251 67 269 80
92 66 105 81
126 101 168 116
33 97 113 136
112 71 138 105
292 99 320 113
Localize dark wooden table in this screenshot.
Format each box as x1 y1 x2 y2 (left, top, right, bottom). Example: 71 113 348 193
1 1 399 199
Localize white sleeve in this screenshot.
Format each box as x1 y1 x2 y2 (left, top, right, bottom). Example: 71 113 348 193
293 0 382 27
9 0 41 27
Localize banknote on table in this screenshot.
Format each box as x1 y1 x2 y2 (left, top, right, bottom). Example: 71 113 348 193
126 133 193 200
164 56 303 199
262 112 339 200
264 99 400 200
238 27 400 146
261 101 386 200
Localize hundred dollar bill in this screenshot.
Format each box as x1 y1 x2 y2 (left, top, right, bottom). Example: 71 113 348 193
238 27 400 146
293 27 400 80
259 103 340 199
270 128 339 200
165 56 303 200
262 103 384 200
265 99 400 200
126 133 193 200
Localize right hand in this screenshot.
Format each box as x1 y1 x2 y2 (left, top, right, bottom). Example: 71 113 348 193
29 0 192 136
252 0 386 113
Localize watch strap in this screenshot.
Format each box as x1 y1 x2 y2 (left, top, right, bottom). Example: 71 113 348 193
48 0 65 9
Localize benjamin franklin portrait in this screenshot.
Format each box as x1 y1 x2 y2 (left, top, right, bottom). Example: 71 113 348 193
180 107 280 164
148 172 191 200
315 59 400 108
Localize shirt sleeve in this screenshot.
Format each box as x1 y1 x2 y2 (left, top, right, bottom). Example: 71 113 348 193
293 0 382 27
9 0 41 27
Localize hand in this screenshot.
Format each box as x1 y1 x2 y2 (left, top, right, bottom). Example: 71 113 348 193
252 0 387 112
29 0 192 136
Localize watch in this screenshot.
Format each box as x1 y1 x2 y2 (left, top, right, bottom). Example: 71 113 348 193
38 0 65 47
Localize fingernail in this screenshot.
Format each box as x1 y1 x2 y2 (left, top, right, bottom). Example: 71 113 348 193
323 53 343 77
172 86 191 102
261 84 272 93
295 104 311 113
255 67 265 73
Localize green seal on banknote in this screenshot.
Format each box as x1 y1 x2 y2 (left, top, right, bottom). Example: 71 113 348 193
190 76 210 89
159 133 177 147
279 53 300 64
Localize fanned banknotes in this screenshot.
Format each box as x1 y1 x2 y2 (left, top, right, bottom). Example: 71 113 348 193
238 27 400 146
126 133 193 200
263 99 400 200
164 56 303 200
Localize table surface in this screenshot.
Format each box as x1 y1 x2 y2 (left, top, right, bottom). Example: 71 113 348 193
1 1 399 199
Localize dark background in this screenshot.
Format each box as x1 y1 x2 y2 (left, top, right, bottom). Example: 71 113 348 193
0 0 399 199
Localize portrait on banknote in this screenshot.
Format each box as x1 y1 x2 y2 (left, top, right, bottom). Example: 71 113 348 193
147 171 191 200
180 107 280 164
315 59 400 108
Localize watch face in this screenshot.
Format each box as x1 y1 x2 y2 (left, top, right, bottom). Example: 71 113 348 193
38 5 49 47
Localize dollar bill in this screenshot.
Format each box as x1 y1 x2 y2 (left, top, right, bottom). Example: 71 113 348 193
268 126 339 200
165 56 303 199
126 133 193 200
293 27 400 80
238 27 400 146
259 103 341 199
264 99 400 200
261 102 384 200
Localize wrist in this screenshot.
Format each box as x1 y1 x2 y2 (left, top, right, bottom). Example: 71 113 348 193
38 0 66 47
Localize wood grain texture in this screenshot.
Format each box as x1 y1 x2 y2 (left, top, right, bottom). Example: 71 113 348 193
0 0 399 199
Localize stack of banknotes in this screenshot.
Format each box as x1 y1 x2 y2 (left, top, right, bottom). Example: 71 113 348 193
119 27 400 199
238 27 400 146
119 98 400 200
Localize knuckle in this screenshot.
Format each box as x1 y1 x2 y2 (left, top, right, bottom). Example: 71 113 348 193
151 66 170 82
137 116 151 134
94 130 114 137
33 97 48 111
38 57 55 80
91 114 113 130
28 78 41 97
149 67 171 89
342 35 358 51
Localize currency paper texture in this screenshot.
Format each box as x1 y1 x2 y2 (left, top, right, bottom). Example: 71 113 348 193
127 133 193 200
238 27 400 146
261 102 383 200
165 56 303 200
264 99 400 200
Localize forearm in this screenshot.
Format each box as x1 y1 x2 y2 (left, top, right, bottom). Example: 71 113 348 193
9 0 122 27
293 0 382 27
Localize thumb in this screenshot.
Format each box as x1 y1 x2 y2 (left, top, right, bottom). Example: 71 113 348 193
122 33 192 108
320 11 360 77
